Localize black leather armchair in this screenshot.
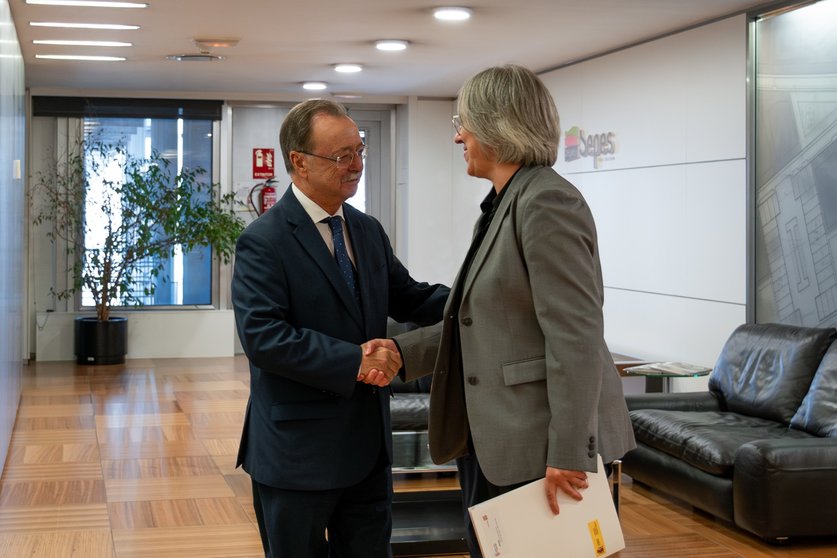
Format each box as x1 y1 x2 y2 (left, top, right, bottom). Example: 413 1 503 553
622 323 837 542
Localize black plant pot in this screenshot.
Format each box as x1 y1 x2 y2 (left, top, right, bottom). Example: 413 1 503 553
74 316 128 365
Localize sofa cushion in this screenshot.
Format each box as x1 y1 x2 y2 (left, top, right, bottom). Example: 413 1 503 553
791 341 837 437
708 323 836 423
390 393 430 431
630 409 814 476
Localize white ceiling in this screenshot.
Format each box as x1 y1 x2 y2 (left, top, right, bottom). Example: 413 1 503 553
10 0 773 101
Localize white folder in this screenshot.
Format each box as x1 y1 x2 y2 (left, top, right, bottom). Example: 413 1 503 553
468 455 624 558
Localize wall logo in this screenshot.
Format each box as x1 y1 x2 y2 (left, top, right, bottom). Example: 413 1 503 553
564 126 616 169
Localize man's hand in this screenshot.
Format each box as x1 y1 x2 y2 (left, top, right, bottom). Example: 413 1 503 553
544 466 588 515
358 339 402 387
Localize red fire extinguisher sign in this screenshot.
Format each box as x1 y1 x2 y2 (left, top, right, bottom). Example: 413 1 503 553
253 148 275 179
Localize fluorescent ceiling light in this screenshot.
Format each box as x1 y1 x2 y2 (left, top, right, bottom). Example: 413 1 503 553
375 39 408 51
31 21 140 29
26 1 148 7
34 39 132 47
36 54 126 60
334 63 362 73
302 82 327 91
433 7 472 21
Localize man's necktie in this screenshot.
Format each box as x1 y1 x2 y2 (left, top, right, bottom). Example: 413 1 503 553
325 216 360 303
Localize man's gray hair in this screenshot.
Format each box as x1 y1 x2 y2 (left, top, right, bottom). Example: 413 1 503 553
280 99 349 172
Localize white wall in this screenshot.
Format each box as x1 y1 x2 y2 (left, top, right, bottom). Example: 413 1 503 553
546 16 749 389
400 17 750 392
34 310 235 361
402 96 485 286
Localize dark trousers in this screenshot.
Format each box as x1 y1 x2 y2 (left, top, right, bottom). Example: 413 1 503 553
456 452 531 558
251 461 393 558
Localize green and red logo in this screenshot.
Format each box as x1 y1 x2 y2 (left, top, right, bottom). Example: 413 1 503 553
564 126 617 168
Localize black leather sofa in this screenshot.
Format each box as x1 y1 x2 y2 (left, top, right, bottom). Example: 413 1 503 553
386 319 441 471
390 373 434 469
622 323 837 542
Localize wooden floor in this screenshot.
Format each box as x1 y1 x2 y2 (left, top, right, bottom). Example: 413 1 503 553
1 357 836 558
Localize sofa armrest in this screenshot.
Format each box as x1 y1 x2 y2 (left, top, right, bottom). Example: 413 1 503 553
734 437 837 539
735 436 837 477
625 391 722 412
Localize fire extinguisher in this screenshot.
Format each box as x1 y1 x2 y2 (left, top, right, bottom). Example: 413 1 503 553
249 178 278 216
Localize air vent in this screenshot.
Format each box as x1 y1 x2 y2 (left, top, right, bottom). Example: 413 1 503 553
166 52 224 62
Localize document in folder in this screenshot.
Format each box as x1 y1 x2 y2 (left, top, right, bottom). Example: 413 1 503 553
468 455 624 557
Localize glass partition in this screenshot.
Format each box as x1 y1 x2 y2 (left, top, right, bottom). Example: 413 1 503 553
753 0 837 326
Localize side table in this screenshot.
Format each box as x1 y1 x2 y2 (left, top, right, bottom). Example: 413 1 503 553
391 431 467 556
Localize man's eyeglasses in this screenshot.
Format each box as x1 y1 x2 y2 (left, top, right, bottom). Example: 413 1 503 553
299 145 367 169
452 114 463 134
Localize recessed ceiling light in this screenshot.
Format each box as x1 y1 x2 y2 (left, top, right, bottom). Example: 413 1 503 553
33 39 132 47
35 54 126 61
26 1 148 7
375 39 409 51
30 22 140 30
334 63 362 73
194 38 240 49
303 82 328 91
433 7 472 21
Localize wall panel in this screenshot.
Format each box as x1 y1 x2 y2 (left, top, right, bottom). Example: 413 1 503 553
543 16 749 377
0 0 26 475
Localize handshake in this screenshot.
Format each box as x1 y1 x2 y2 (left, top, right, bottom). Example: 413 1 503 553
358 339 402 387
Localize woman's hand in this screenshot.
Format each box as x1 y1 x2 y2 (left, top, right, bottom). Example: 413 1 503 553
544 466 588 515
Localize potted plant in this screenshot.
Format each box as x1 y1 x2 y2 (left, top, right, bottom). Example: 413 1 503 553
31 136 244 364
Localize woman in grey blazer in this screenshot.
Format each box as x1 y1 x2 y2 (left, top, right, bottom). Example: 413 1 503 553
369 65 636 557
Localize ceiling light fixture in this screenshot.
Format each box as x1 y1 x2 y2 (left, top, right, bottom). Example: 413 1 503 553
433 7 473 21
193 38 240 49
303 82 327 91
35 54 126 61
375 39 409 51
334 63 362 73
30 21 140 30
34 39 132 47
26 1 148 7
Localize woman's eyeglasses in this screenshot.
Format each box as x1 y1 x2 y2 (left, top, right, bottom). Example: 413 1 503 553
452 114 463 134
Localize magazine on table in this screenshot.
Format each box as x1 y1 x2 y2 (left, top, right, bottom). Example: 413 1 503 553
624 361 711 376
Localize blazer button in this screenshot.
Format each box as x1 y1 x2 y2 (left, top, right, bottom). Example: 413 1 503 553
461 317 473 326
467 376 479 385
588 450 596 458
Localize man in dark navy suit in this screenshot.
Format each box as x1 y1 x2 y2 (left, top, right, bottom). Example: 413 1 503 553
232 99 449 557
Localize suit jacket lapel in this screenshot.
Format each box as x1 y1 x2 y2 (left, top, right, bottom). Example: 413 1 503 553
282 189 364 329
459 169 524 301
